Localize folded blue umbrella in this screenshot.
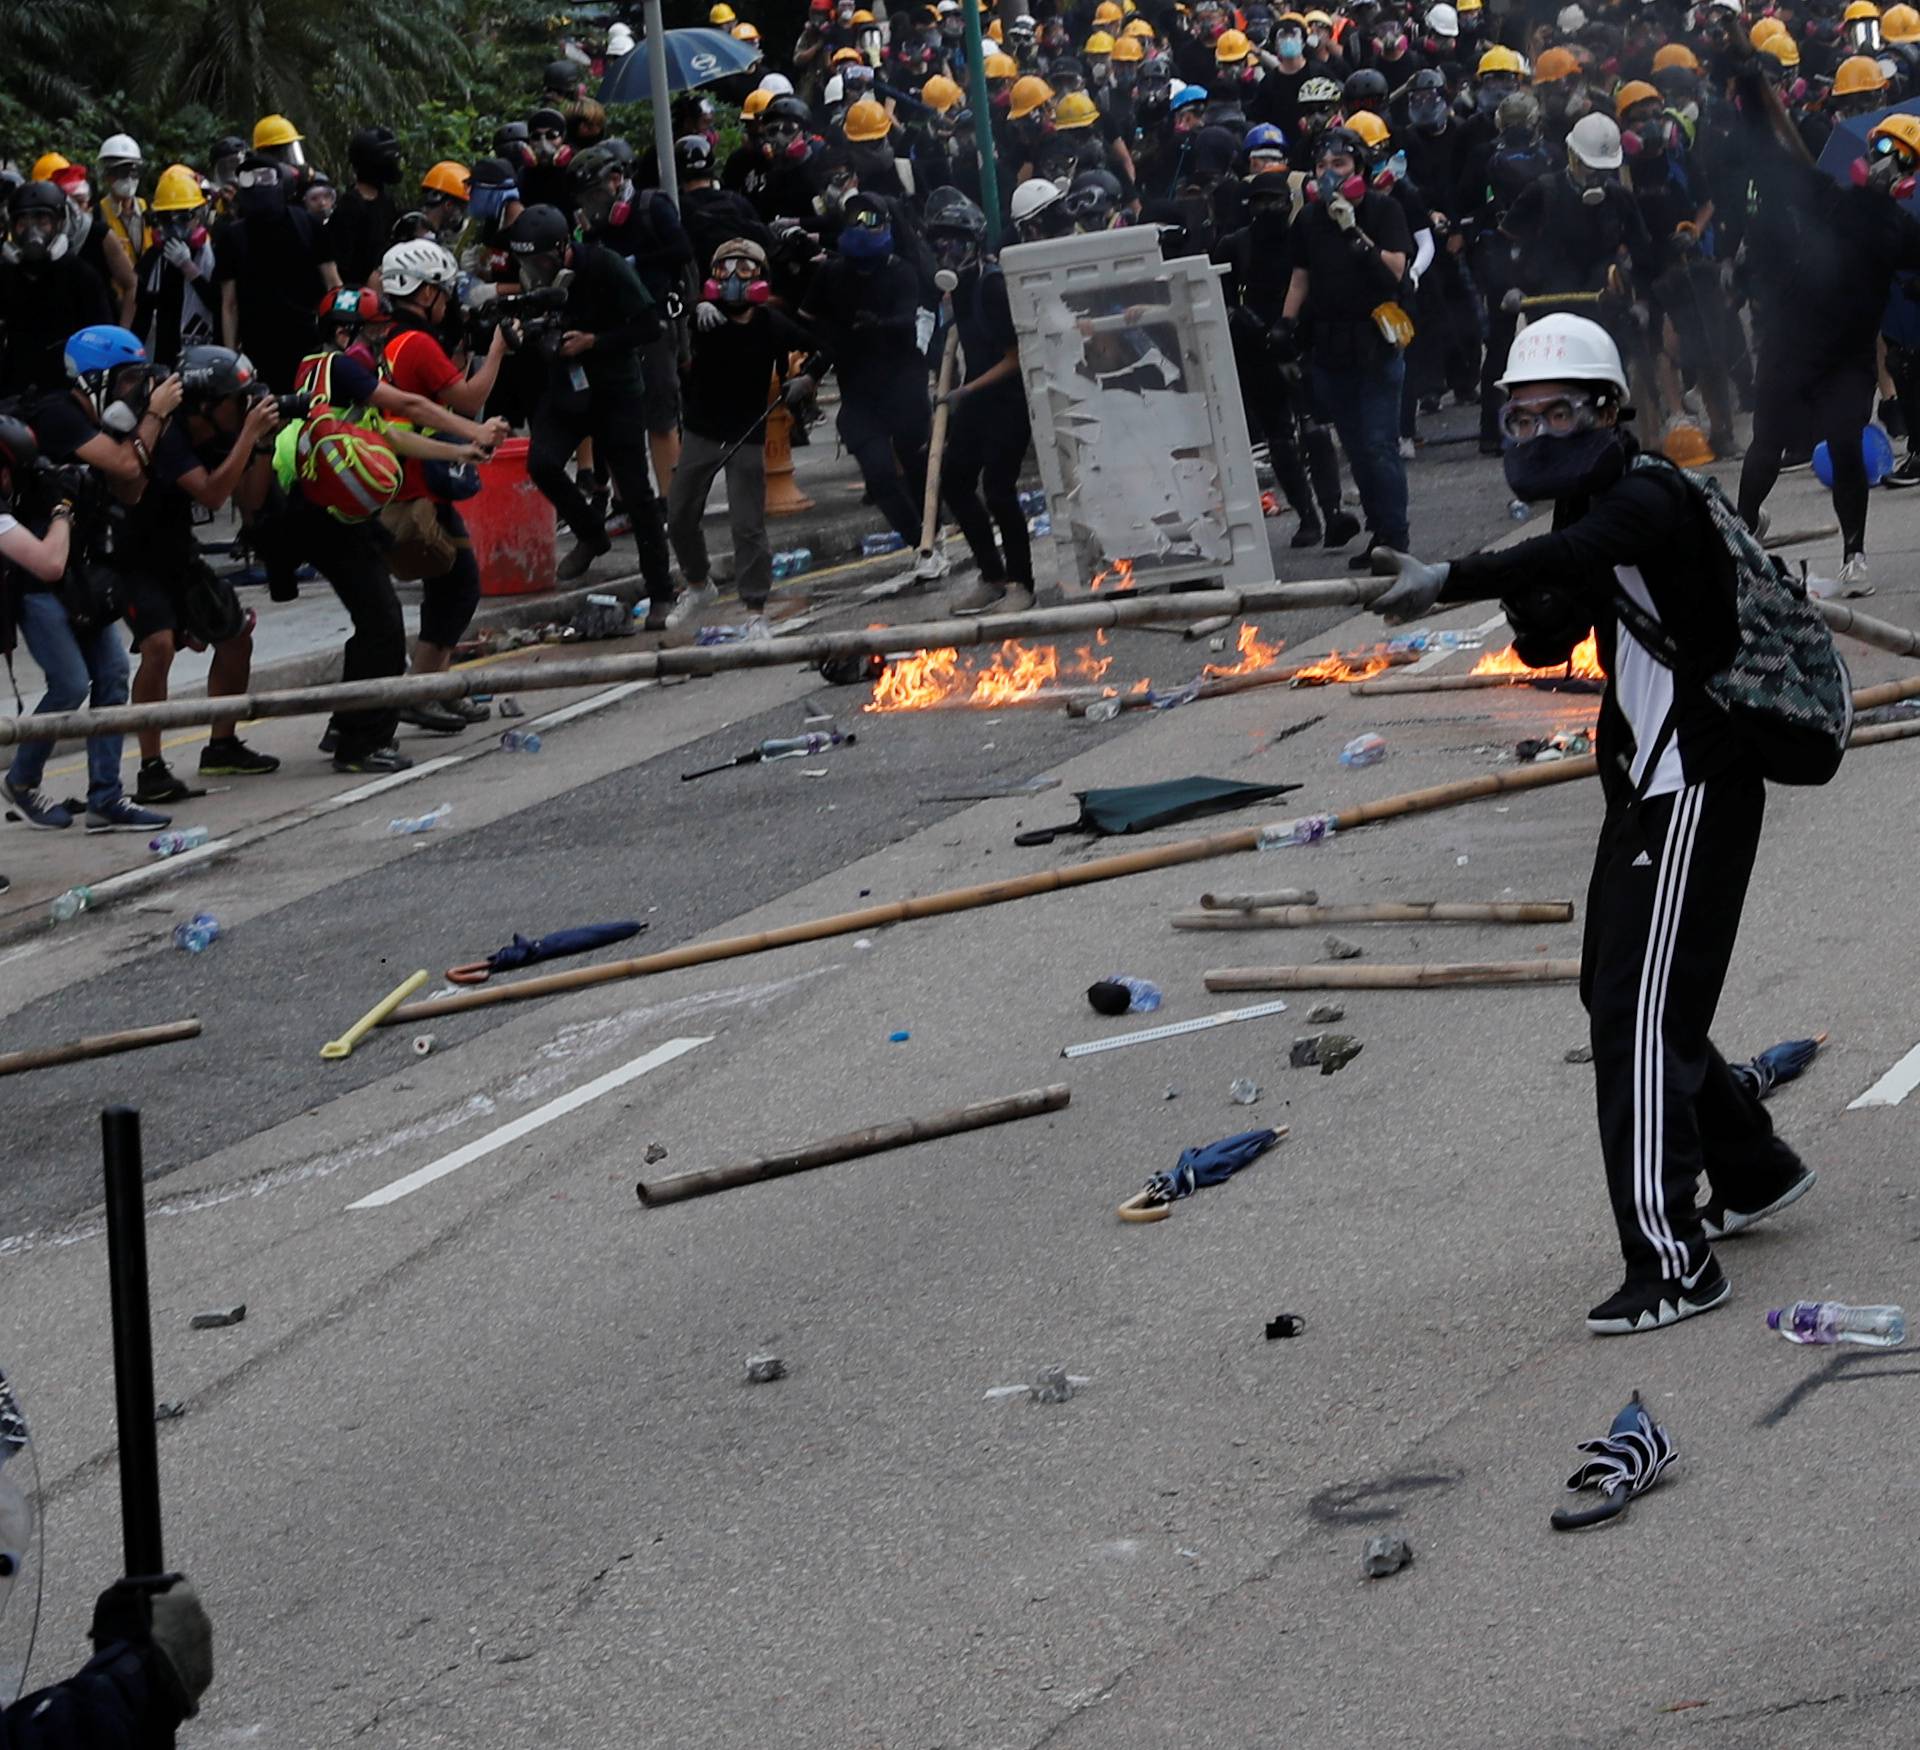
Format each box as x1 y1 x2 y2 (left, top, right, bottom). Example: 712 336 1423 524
1144 1128 1280 1204
1551 1391 1677 1531
450 921 645 983
1730 1035 1825 1100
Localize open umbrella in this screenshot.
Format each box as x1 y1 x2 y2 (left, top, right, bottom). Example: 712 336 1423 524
1118 1126 1286 1221
598 27 762 101
1015 776 1301 845
1550 1391 1677 1531
448 921 646 984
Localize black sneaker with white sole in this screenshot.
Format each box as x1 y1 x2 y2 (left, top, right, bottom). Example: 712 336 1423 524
86 797 172 833
1587 1253 1729 1336
1701 1165 1816 1241
332 744 414 775
135 757 198 804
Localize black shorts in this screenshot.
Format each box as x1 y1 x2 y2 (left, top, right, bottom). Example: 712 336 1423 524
116 571 183 650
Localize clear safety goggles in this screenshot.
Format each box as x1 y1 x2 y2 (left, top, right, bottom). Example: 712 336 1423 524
1871 132 1920 175
713 253 764 278
1498 390 1604 442
234 165 280 189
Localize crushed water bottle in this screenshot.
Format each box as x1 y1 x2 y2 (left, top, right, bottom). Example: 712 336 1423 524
148 826 211 857
1084 695 1123 722
861 531 906 556
1339 733 1387 768
772 548 814 580
388 803 451 835
172 913 221 954
1767 1301 1906 1347
500 729 543 753
1030 512 1051 537
1104 975 1162 1013
1018 489 1047 517
1258 812 1336 850
49 886 93 923
1508 498 1531 522
694 617 773 645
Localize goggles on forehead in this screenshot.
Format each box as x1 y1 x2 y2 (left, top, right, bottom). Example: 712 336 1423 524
1498 390 1605 442
714 253 764 277
846 204 890 229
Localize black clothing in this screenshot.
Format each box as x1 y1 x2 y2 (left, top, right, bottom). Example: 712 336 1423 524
680 184 773 277
515 162 576 217
799 254 925 396
329 185 398 286
1504 174 1657 300
1297 191 1412 364
682 307 817 443
590 188 693 306
553 241 660 392
1 1641 190 1750
211 206 335 391
1249 63 1315 140
0 258 113 395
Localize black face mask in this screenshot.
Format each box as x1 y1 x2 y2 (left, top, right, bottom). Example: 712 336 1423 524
1502 425 1623 502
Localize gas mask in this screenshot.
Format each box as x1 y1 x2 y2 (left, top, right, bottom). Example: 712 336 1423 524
1855 135 1920 197
705 251 772 305
1569 161 1616 204
1411 92 1449 130
581 177 633 231
516 250 563 290
1476 78 1515 112
930 229 978 271
100 366 158 434
158 209 210 250
531 128 564 163
1621 115 1679 157
815 174 858 219
1311 164 1369 203
5 213 66 266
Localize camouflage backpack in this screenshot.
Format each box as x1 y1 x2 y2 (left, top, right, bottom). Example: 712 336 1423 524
1623 453 1852 786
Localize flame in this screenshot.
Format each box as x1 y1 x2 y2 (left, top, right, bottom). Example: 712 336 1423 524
1089 557 1135 593
1288 644 1398 686
868 638 1115 711
1470 632 1604 680
1203 623 1286 678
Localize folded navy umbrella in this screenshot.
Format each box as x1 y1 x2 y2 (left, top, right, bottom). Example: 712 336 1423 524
449 921 645 983
1119 1127 1284 1221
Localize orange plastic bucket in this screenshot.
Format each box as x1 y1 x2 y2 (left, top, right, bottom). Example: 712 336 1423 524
464 438 556 595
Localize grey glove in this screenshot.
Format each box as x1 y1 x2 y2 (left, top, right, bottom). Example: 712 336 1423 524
161 237 194 273
1500 285 1524 314
1327 195 1358 232
693 300 724 331
1369 547 1451 623
150 1578 213 1709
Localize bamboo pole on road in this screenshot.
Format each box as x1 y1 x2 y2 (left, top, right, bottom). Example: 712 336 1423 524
0 1019 201 1080
1172 900 1575 930
1204 960 1582 991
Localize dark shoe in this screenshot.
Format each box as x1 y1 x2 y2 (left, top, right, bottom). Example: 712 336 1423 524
1 777 73 829
1289 519 1323 550
318 726 339 755
333 744 414 774
1347 541 1381 572
198 737 280 777
1479 437 1505 458
134 758 196 805
1586 1253 1729 1335
86 797 172 833
557 538 610 583
0 871 9 895
446 697 492 724
1701 1165 1816 1241
1885 452 1920 489
1322 510 1361 549
400 705 468 735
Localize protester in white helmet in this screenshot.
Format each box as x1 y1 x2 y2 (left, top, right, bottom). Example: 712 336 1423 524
96 132 148 261
1367 314 1819 1336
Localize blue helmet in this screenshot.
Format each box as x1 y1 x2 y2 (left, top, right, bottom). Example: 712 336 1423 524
65 325 148 385
1243 121 1287 153
1171 84 1210 111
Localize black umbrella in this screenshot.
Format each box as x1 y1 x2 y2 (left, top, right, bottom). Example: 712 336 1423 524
1015 776 1301 846
1550 1391 1677 1531
448 921 646 984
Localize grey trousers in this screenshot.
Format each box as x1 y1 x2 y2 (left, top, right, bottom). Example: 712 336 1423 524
665 427 772 606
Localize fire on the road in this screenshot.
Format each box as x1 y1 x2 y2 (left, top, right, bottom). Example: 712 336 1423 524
1470 632 1604 679
866 637 1118 711
1288 645 1399 685
1203 623 1286 678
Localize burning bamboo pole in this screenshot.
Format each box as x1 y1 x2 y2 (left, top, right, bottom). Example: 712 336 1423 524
0 577 1389 745
1204 960 1582 991
0 1018 201 1080
388 756 1600 1027
635 1083 1071 1206
1173 900 1575 931
1198 887 1318 910
1063 648 1417 717
1351 670 1586 697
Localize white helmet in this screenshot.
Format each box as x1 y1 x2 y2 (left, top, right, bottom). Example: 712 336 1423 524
759 71 795 94
381 238 461 298
1425 4 1458 35
1556 4 1587 33
1009 176 1065 224
823 74 844 104
1497 313 1628 398
606 21 635 53
98 132 142 166
1567 112 1623 169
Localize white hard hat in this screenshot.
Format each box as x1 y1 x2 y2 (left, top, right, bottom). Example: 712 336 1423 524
1557 4 1587 33
824 74 844 103
1497 313 1629 398
606 22 635 53
381 238 461 298
1426 4 1459 34
98 133 142 164
759 71 795 94
1009 176 1065 223
1567 112 1623 169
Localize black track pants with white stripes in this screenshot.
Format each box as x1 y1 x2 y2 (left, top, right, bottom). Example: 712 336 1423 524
1581 773 1803 1283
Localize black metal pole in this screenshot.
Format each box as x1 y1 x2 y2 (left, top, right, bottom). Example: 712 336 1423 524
101 1107 164 1577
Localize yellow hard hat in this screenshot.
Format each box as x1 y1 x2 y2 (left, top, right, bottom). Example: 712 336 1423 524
985 50 1019 77
1477 44 1525 76
1531 44 1579 80
151 164 205 212
1303 8 1334 23
1844 1 1882 20
851 7 875 20
1085 29 1117 52
1871 110 1920 152
988 18 1004 40
1009 73 1054 117
922 72 964 111
1112 33 1145 58
29 152 70 183
1215 26 1252 58
252 114 303 150
1749 16 1788 46
1884 2 1920 38
1835 52 1890 92
1123 16 1156 34
733 21 761 40
1768 33 1801 63
830 45 862 64
1651 42 1700 72
844 96 892 141
1456 0 1482 11
1346 108 1391 147
709 1 735 19
421 160 470 199
1613 78 1663 116
1053 89 1100 128
743 88 774 117
1093 0 1124 20
1662 422 1714 468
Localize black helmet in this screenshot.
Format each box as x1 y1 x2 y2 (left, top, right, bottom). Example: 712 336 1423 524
765 95 813 127
11 181 65 221
675 134 716 176
569 138 634 186
177 344 260 401
923 184 987 236
1342 67 1390 103
0 415 39 492
1409 66 1447 93
349 125 401 180
544 58 583 92
470 156 517 190
495 120 530 152
210 134 247 167
506 202 572 255
1316 124 1369 161
528 106 567 135
1064 165 1123 227
390 210 436 243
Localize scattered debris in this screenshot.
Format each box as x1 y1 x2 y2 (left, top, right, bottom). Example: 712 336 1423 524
445 920 645 985
1030 1366 1076 1404
744 1354 787 1384
1307 1003 1346 1024
1362 1534 1414 1578
1163 1084 1180 1100
1564 1044 1594 1064
853 937 875 951
1265 1314 1307 1340
643 1142 669 1165
497 695 525 718
1230 1077 1261 1105
1291 1034 1364 1074
190 1305 246 1330
411 1034 436 1058
1061 999 1291 1059
1551 1391 1677 1531
1323 935 1364 961
1117 1126 1286 1222
154 1401 187 1421
889 1029 911 1044
1087 976 1162 1016
1015 776 1302 846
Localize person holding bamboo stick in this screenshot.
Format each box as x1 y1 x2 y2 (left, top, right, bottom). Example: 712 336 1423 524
1368 313 1816 1337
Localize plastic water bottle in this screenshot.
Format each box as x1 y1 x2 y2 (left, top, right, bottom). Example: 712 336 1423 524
1084 696 1123 722
388 803 451 835
1105 975 1162 1013
500 729 543 753
762 730 852 761
1339 733 1387 768
149 826 211 857
1258 812 1336 850
1767 1301 1906 1347
861 530 906 556
789 547 812 577
49 886 93 923
1031 513 1052 537
1508 498 1531 522
172 913 221 954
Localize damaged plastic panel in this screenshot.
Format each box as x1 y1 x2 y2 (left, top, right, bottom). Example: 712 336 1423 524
1000 228 1272 596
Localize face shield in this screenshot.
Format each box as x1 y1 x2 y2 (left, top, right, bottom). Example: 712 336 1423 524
8 210 64 265
0 1366 41 1706
264 139 306 170
303 183 337 220
515 249 562 290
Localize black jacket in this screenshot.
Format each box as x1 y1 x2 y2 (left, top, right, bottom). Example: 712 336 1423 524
1 1642 187 1750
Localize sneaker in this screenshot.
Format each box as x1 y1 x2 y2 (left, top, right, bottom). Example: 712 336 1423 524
949 579 1007 615
1000 582 1036 612
1586 1252 1729 1335
913 546 952 582
1418 394 1443 416
1 777 73 829
556 538 610 583
1884 452 1920 489
86 797 172 834
0 871 9 895
1701 1165 1816 1241
605 509 633 537
317 726 339 755
333 744 414 774
1397 437 1417 460
1347 541 1382 572
446 698 492 724
1322 510 1361 549
134 758 196 805
399 705 468 735
1838 552 1874 597
664 580 718 629
1289 520 1323 550
198 737 280 777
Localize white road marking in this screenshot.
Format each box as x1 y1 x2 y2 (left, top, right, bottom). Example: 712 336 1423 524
519 679 652 729
346 1036 710 1209
313 755 465 813
1847 1043 1920 1109
1407 613 1509 674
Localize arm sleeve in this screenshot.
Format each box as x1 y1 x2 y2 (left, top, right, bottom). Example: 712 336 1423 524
584 252 663 351
1410 225 1436 281
2 1644 188 1750
629 197 694 276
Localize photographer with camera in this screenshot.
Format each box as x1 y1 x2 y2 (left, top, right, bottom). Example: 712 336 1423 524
1 325 182 836
505 204 674 600
120 344 285 804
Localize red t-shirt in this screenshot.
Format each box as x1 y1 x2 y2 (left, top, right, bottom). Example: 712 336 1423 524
381 325 464 500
